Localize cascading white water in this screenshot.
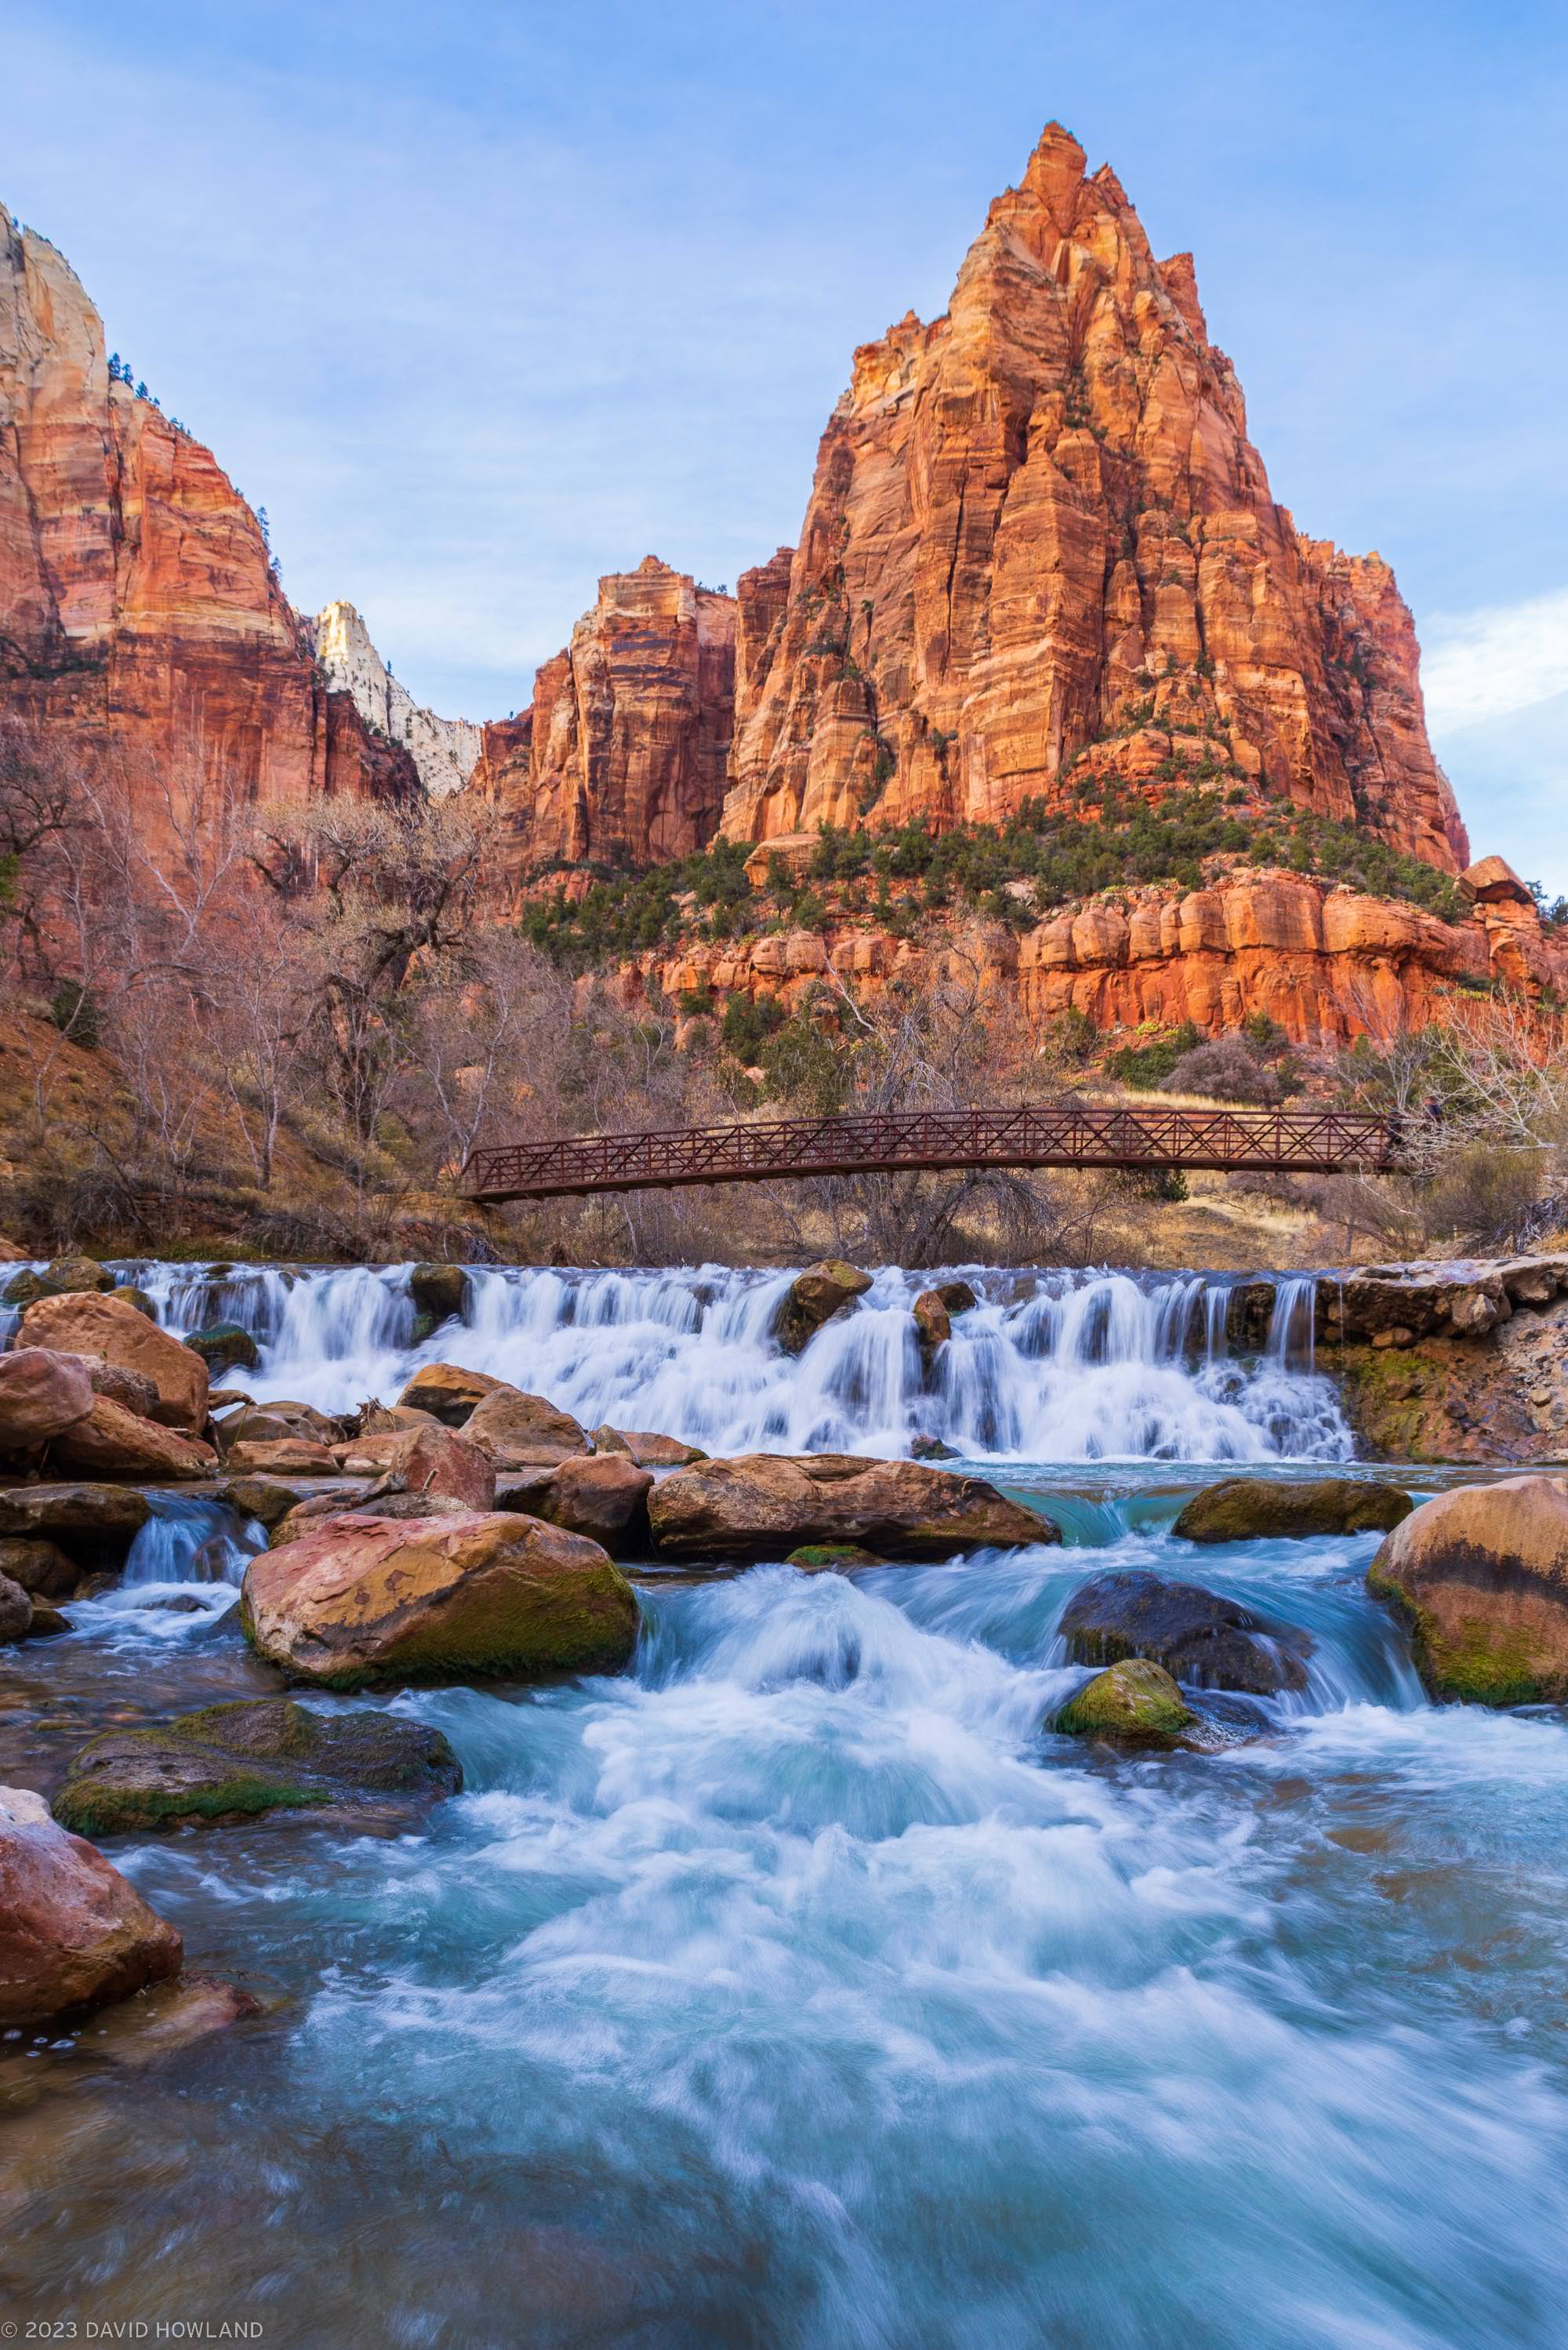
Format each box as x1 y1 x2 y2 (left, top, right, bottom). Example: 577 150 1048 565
119 1259 1353 1463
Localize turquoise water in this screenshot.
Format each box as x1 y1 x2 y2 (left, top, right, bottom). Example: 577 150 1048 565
7 1489 1568 2348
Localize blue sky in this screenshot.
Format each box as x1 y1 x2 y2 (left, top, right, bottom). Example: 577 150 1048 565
5 0 1566 883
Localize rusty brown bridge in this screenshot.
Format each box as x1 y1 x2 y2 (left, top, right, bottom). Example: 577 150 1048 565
461 1104 1399 1203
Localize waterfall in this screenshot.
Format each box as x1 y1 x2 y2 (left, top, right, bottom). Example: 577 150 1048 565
104 1259 1355 1466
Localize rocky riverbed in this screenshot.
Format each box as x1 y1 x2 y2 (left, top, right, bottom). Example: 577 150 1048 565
5 1249 1568 2344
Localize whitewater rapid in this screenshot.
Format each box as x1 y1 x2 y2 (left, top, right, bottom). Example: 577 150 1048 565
120 1259 1353 1463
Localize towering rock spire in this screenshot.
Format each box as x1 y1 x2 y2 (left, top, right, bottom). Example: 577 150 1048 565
721 124 1468 873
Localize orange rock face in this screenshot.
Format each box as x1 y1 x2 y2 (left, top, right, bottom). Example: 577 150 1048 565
720 125 1468 876
470 557 735 880
0 206 416 812
628 869 1568 1048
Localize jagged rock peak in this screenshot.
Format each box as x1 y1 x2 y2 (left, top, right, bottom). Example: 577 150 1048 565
720 124 1469 877
310 601 481 799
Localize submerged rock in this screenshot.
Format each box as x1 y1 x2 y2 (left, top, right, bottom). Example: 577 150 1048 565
648 1452 1059 1563
463 1386 593 1469
17 1292 209 1433
1173 1477 1412 1544
0 1347 95 1453
397 1361 504 1428
1368 1476 1568 1705
773 1261 873 1354
1054 1658 1196 1744
240 1509 640 1687
52 1698 463 1834
0 1806 183 2028
1058 1569 1312 1695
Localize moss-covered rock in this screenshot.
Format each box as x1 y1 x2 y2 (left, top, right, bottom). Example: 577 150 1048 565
108 1284 158 1319
1367 1476 1568 1705
1054 1658 1195 1744
185 1320 262 1375
241 1509 640 1687
52 1698 463 1834
1173 1476 1412 1544
786 1542 887 1573
408 1263 470 1324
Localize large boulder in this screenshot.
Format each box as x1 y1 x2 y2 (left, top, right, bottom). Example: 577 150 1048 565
52 1397 218 1482
184 1321 262 1376
18 1292 209 1433
0 1536 82 1600
218 1400 342 1448
647 1452 1060 1563
0 1807 183 2028
1368 1476 1568 1705
396 1361 505 1427
224 1437 342 1476
65 1352 162 1418
0 1481 151 1569
240 1509 640 1687
408 1262 470 1324
590 1425 706 1468
1054 1658 1195 1744
0 1346 95 1451
52 1698 463 1836
774 1261 873 1354
1173 1477 1413 1544
912 1280 979 1357
363 1421 495 1512
1057 1569 1312 1695
537 1455 653 1555
463 1385 592 1469
0 1571 31 1643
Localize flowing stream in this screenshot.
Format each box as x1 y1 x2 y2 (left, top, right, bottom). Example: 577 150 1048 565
5 1260 1568 2345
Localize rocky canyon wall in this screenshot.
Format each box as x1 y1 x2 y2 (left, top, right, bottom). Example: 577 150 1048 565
468 557 735 884
0 206 416 814
720 125 1468 875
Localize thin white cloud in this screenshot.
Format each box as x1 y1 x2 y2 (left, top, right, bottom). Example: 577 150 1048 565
1421 587 1568 731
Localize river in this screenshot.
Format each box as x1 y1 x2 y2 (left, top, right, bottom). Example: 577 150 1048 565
3 1262 1566 2347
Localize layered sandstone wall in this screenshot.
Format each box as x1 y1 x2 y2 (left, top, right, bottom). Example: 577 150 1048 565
468 558 735 880
616 866 1568 1048
720 126 1468 875
0 207 414 809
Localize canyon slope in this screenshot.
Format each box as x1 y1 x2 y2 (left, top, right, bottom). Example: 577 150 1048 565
0 206 414 809
720 125 1467 872
310 601 481 799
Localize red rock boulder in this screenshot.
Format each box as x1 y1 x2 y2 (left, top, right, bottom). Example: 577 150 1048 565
0 1803 183 2028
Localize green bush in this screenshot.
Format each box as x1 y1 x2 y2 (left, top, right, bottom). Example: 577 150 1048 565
49 979 101 1048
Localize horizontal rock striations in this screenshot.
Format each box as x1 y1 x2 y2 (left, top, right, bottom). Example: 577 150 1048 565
719 124 1468 873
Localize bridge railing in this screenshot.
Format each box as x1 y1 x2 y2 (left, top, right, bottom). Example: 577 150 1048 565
460 1103 1396 1202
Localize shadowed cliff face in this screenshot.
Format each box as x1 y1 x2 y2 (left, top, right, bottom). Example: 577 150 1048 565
0 206 415 811
469 557 736 881
720 125 1468 876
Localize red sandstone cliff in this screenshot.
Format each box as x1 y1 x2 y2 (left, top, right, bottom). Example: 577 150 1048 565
0 205 414 811
720 126 1468 875
469 558 735 879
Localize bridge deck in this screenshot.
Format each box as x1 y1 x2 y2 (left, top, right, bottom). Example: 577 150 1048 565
461 1104 1396 1203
